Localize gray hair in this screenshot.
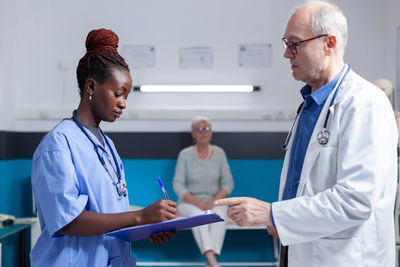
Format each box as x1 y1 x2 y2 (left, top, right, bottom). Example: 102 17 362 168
297 1 348 56
191 116 211 131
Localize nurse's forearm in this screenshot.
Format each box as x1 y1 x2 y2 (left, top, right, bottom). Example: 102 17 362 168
59 199 178 236
58 210 139 236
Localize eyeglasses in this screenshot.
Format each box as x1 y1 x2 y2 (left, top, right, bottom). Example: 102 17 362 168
194 126 211 132
282 34 328 55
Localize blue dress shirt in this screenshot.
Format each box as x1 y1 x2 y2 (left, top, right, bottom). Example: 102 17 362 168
270 70 344 226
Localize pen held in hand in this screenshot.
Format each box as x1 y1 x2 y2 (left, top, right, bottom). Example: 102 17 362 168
157 176 170 200
157 176 180 217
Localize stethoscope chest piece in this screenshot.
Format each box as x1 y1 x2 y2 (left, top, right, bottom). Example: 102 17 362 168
317 129 330 145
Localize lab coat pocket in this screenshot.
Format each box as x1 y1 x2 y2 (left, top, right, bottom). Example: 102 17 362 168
309 147 337 192
313 237 362 267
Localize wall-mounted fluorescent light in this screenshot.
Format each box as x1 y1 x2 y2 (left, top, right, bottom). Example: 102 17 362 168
133 85 260 92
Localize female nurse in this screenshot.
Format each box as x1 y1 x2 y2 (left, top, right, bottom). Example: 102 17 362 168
30 28 178 267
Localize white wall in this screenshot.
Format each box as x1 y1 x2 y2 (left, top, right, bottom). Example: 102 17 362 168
384 0 400 109
0 0 393 132
0 0 18 131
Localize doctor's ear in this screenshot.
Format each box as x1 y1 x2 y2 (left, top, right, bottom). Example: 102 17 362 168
325 35 337 54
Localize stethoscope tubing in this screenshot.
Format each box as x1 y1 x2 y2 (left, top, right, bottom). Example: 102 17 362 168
72 110 122 183
282 102 304 150
321 64 351 129
282 64 351 150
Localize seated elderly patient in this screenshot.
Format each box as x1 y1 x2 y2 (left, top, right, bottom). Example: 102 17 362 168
173 116 234 267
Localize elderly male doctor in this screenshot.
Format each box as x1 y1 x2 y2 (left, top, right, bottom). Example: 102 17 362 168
215 1 398 267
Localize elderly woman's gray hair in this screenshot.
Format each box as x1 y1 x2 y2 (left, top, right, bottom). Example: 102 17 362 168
191 116 212 131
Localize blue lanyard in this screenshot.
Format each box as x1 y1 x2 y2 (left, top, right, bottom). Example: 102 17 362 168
72 110 122 184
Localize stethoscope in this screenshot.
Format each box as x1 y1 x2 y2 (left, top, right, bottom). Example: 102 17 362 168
73 110 127 197
282 64 351 150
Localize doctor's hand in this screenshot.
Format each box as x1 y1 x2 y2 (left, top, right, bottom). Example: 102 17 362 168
214 197 273 228
148 231 177 246
137 199 178 225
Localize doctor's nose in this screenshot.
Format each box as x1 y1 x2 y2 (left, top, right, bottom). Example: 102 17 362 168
284 46 294 59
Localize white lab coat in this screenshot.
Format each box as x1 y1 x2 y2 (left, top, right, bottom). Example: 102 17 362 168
272 69 398 267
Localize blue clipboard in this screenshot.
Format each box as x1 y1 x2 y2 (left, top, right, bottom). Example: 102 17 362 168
106 210 224 242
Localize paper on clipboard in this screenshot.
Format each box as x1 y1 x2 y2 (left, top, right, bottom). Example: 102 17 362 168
106 210 224 242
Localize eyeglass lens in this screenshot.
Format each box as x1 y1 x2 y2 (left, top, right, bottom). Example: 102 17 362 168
196 127 211 132
282 35 328 55
282 38 298 54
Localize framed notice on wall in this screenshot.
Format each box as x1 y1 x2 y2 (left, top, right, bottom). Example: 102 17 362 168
122 45 155 69
238 43 272 68
179 47 213 69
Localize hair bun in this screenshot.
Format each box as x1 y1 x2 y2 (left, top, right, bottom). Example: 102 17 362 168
85 28 119 54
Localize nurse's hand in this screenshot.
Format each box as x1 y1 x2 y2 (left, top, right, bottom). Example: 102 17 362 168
138 199 178 225
148 231 177 246
214 197 273 227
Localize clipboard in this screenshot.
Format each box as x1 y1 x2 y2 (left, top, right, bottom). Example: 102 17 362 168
106 210 224 242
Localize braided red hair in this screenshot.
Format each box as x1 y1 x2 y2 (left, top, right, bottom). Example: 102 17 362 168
76 28 129 97
86 28 119 54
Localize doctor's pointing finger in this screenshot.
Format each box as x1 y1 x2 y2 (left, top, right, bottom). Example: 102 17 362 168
214 197 274 228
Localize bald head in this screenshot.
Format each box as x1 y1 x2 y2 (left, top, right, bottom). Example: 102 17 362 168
283 1 347 90
297 0 332 11
292 1 348 57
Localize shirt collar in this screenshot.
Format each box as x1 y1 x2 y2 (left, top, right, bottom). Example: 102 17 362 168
300 69 343 106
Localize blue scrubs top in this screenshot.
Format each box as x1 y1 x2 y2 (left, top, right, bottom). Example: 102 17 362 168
30 120 135 267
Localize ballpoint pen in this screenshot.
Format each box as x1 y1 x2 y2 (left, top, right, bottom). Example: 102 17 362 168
157 176 180 217
157 176 170 199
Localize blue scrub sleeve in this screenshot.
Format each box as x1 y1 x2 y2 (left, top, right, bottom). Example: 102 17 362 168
32 149 88 237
